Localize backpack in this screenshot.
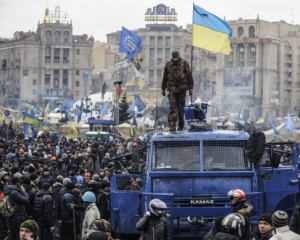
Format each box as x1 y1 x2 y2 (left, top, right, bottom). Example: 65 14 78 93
0 193 15 218
247 130 266 163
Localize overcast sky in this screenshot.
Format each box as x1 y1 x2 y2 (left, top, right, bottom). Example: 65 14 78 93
0 0 299 42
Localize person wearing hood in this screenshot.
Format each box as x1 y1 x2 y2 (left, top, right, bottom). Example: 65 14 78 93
4 177 29 240
68 171 77 184
30 174 40 192
49 161 59 182
99 169 109 182
0 170 8 192
161 50 194 131
81 191 100 240
0 160 10 173
55 145 60 159
60 182 80 240
34 182 55 240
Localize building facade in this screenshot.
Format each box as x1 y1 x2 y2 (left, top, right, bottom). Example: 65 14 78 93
0 7 93 109
216 17 300 120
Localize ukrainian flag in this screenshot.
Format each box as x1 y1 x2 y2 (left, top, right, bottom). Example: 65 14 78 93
24 100 35 110
256 116 265 124
68 124 78 139
24 123 33 137
192 4 232 55
24 112 38 125
43 122 51 131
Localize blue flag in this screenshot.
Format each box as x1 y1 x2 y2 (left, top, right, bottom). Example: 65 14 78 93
100 102 109 117
119 26 143 62
75 105 82 123
24 123 33 137
285 114 295 134
61 98 73 112
134 94 146 112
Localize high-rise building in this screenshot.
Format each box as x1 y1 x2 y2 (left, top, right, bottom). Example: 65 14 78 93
0 6 94 108
216 17 300 119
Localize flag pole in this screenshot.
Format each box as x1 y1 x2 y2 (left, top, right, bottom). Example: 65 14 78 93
190 2 195 103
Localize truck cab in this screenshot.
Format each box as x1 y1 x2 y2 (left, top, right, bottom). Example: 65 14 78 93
110 104 299 239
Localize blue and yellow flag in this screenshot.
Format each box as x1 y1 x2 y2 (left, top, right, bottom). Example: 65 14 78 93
0 109 5 121
44 100 52 116
192 4 232 55
24 100 35 110
24 123 33 137
256 116 265 124
24 112 38 125
43 122 51 131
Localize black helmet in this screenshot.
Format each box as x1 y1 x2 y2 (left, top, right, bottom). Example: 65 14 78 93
221 213 246 238
87 180 98 186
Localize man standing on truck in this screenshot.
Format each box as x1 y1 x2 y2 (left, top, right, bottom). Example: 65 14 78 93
161 50 194 131
228 189 253 240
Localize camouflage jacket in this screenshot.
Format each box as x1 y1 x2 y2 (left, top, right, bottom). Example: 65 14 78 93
161 58 194 93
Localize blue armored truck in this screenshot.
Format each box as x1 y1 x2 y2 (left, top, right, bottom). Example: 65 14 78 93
110 103 299 239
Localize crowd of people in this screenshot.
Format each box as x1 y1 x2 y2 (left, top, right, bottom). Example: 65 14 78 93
0 134 148 240
1 133 300 240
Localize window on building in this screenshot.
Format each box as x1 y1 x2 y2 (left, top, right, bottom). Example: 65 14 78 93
157 48 163 57
76 70 80 75
63 31 69 43
76 49 80 55
33 47 37 53
166 37 171 45
76 81 79 87
297 73 300 80
157 69 162 77
75 91 79 96
157 59 163 66
32 79 36 86
45 47 51 56
32 90 36 95
248 26 255 37
149 69 154 77
298 55 300 62
175 37 180 46
298 64 300 71
45 69 50 74
237 27 244 38
150 48 155 56
158 37 163 45
150 37 155 45
165 48 170 58
45 79 50 86
55 36 60 43
33 69 37 74
150 60 154 67
33 58 37 63
76 60 80 65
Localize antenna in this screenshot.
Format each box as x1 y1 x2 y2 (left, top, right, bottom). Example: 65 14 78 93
291 4 294 23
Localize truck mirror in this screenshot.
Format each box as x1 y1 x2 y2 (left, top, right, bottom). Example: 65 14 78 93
271 152 281 168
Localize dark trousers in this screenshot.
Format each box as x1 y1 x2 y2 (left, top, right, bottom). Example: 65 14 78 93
0 214 8 240
8 220 22 240
38 224 51 240
168 92 186 128
60 222 79 240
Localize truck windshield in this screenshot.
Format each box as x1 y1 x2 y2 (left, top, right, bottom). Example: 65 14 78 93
152 140 249 171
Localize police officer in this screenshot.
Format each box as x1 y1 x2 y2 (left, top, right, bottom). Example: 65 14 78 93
161 50 194 131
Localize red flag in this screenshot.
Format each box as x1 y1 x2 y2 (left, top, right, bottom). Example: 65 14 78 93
117 86 123 97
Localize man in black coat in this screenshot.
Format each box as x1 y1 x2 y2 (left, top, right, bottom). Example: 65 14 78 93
20 176 36 219
34 183 55 240
4 177 29 240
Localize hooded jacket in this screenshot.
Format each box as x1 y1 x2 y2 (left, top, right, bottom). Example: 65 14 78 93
52 182 63 218
214 232 240 240
136 213 170 240
3 185 29 221
34 189 55 227
81 203 101 240
60 187 80 223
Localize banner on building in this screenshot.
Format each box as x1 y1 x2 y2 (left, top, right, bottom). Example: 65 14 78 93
223 67 254 96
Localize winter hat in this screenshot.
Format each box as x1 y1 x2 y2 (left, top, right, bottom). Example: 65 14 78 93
11 166 19 175
20 220 39 238
107 162 114 168
28 165 36 173
21 177 31 185
10 176 21 184
259 213 272 226
70 171 76 177
272 210 288 228
30 174 39 181
92 174 100 181
105 153 110 157
79 169 85 175
22 166 29 175
56 175 64 183
65 182 75 190
43 183 51 190
43 167 49 172
215 216 225 233
99 181 108 189
63 177 72 186
89 218 111 233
